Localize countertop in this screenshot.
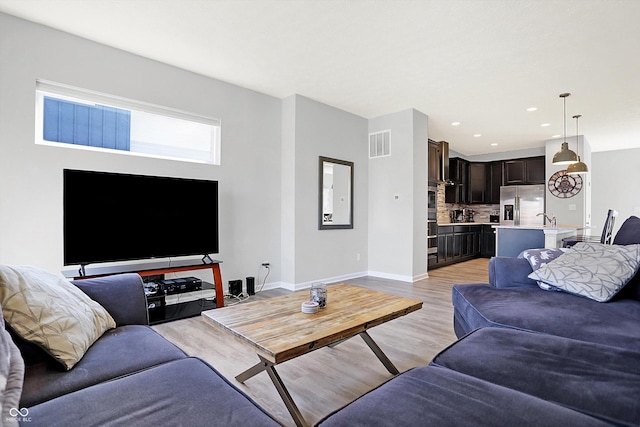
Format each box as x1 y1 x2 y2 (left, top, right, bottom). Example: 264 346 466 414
438 222 497 226
492 224 589 236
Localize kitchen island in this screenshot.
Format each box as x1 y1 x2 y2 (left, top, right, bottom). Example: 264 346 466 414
493 225 585 257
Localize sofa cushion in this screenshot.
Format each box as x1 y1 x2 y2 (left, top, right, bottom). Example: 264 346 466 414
317 365 610 427
25 357 281 427
20 325 187 408
0 265 116 370
528 242 640 302
613 215 640 245
431 328 640 426
452 284 640 350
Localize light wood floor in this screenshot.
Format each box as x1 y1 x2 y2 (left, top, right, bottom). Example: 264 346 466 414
153 258 489 426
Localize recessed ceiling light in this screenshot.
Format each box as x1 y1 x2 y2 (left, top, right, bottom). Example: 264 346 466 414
451 122 460 126
473 134 482 137
540 123 551 127
526 107 538 112
552 134 561 138
491 143 498 146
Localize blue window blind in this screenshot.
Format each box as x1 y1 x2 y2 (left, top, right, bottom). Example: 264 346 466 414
43 97 131 151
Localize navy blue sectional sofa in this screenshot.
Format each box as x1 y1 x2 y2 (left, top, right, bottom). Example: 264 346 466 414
319 218 640 426
12 273 280 427
10 219 640 426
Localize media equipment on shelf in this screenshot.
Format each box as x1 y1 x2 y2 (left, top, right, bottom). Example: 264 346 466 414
228 279 242 297
63 169 219 267
158 277 202 295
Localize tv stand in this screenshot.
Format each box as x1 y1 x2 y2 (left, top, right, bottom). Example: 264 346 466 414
67 259 225 310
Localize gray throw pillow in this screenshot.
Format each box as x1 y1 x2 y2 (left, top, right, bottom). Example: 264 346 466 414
0 265 116 370
528 242 640 302
0 306 24 427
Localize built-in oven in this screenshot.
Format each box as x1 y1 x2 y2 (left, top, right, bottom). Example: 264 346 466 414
428 185 437 221
427 220 438 255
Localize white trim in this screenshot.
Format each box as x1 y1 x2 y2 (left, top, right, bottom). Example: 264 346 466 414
367 271 429 283
34 79 221 165
36 79 219 126
274 271 369 292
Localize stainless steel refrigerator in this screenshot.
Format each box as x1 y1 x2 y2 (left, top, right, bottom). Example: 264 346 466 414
499 184 546 226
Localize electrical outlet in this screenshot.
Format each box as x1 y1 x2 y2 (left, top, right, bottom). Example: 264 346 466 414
261 262 270 267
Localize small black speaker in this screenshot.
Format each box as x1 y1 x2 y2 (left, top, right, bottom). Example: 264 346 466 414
246 276 255 295
228 279 242 296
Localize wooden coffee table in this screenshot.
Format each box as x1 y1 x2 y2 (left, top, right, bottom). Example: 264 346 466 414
201 283 422 426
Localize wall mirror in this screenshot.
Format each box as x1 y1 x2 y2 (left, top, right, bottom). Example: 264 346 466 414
319 156 353 230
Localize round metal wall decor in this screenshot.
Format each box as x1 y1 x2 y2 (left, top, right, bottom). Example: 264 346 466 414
548 169 583 198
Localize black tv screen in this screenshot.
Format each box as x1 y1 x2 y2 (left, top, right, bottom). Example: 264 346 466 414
63 169 219 265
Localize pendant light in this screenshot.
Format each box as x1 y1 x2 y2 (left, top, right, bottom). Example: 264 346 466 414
552 93 578 165
566 114 589 174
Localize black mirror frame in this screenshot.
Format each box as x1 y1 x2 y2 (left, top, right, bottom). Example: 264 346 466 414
318 156 354 230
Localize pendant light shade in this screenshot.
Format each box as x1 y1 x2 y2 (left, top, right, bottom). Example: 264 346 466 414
566 114 589 174
552 93 578 165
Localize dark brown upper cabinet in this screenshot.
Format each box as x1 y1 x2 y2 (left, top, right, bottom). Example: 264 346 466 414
485 161 504 204
428 140 440 184
468 162 486 204
445 158 469 204
504 157 545 185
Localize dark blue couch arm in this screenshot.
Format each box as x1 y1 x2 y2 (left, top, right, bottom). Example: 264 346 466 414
72 273 149 326
488 257 538 289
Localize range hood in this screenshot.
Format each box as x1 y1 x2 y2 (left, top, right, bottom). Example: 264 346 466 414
438 140 454 185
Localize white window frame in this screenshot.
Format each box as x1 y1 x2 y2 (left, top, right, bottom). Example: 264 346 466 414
35 79 221 165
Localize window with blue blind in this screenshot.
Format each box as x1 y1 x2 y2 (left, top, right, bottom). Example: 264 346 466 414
35 80 221 165
43 97 131 151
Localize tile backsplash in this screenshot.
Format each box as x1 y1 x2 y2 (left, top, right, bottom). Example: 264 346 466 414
436 182 499 224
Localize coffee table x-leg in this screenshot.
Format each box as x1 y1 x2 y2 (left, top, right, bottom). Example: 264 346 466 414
236 331 400 427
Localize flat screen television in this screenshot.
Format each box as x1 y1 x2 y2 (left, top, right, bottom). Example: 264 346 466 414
63 169 219 266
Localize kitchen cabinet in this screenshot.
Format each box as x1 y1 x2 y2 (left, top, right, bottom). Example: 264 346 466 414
445 158 469 204
481 224 496 257
485 161 503 204
428 139 440 184
468 162 486 204
504 156 545 185
436 226 455 265
433 224 481 268
443 155 543 205
525 156 545 184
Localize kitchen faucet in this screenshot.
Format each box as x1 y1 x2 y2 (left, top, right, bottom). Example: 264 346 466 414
537 213 557 227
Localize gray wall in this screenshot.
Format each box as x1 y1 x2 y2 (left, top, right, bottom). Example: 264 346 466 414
281 95 369 289
0 13 282 287
545 136 592 228
591 147 640 237
368 109 428 281
0 13 371 290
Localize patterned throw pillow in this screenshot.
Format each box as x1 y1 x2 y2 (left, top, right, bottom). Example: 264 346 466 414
519 248 568 290
0 265 116 370
528 242 640 302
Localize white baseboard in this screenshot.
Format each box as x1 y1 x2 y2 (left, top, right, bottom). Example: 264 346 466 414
270 271 369 292
257 270 428 291
367 270 429 283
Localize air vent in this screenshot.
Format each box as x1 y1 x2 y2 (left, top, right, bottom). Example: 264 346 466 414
369 130 390 158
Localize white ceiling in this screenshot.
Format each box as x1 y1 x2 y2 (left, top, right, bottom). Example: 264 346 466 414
2 0 639 156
